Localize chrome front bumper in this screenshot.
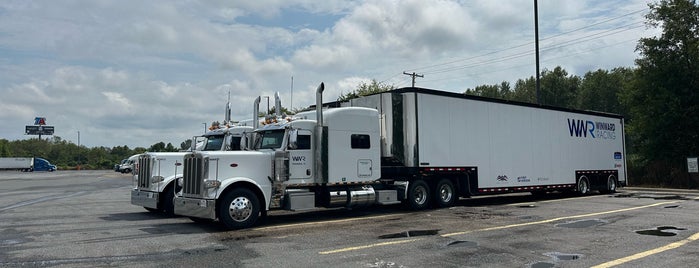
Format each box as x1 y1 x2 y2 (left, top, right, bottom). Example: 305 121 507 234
131 189 159 209
173 196 216 220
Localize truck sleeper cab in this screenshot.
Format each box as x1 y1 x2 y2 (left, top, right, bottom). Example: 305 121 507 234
173 105 387 230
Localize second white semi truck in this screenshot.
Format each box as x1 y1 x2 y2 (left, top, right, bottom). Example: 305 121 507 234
174 83 627 229
130 94 271 215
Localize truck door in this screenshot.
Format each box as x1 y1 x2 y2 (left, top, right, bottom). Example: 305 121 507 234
288 130 313 181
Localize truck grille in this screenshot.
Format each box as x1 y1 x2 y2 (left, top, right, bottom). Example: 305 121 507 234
183 154 204 196
137 155 152 188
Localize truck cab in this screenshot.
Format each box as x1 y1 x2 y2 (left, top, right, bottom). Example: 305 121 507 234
174 97 384 229
32 157 57 172
131 125 252 215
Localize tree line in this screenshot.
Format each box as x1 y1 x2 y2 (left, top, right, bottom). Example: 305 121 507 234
0 137 182 170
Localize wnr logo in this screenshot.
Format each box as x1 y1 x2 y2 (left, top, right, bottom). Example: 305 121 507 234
567 119 595 138
292 156 306 162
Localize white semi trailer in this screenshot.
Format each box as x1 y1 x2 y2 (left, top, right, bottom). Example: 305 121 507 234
174 83 627 229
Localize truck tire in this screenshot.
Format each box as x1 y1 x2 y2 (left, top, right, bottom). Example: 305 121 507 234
577 176 590 195
434 179 456 208
405 180 430 210
218 188 260 230
600 175 617 194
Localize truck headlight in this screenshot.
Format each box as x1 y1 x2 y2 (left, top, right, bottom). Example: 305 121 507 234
204 179 221 189
177 177 183 187
151 176 165 183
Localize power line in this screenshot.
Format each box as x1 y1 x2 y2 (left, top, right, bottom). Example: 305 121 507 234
417 21 644 76
400 8 646 74
418 38 639 85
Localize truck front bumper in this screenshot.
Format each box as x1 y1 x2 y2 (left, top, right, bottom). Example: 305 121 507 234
173 196 216 220
131 189 159 209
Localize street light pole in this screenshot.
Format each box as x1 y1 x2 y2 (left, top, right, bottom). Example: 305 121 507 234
77 131 80 147
202 123 207 134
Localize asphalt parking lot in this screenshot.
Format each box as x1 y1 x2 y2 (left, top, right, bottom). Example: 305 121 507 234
1 170 698 267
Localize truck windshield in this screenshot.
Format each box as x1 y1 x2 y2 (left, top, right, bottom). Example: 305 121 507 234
202 135 224 151
255 130 285 150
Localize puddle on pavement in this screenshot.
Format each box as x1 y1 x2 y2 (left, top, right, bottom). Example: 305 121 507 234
545 252 582 261
379 229 440 239
614 193 689 200
636 226 686 236
530 252 582 267
530 262 555 268
555 219 607 228
446 240 477 248
653 195 689 200
664 205 680 208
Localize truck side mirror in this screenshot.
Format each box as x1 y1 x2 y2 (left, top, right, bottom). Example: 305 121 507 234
288 129 298 150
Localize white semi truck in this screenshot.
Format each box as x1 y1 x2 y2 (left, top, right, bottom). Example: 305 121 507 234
130 95 270 215
174 83 627 230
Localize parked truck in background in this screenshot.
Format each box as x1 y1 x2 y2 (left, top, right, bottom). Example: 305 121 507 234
174 83 627 230
130 95 273 215
0 157 57 172
119 154 140 174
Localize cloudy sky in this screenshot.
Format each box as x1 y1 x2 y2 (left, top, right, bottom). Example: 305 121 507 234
0 0 657 149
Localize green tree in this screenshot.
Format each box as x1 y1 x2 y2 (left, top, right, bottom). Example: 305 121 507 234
512 76 537 103
148 142 167 152
621 0 699 187
539 67 580 108
576 67 634 114
464 81 512 99
337 79 395 102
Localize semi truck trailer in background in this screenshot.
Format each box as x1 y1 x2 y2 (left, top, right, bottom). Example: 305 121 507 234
174 83 627 230
0 157 57 172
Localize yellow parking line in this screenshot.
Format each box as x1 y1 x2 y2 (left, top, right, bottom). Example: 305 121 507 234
442 201 677 237
591 231 699 268
319 239 421 255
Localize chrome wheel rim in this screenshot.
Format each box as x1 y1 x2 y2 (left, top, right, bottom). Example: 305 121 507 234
413 185 428 205
228 196 252 222
579 179 589 194
439 184 453 203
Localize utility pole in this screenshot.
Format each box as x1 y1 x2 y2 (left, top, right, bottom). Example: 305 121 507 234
290 76 294 111
403 71 424 87
534 0 541 105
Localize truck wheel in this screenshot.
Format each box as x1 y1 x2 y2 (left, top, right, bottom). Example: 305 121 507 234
405 180 430 210
434 179 456 208
601 175 617 194
577 176 590 195
218 188 260 230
